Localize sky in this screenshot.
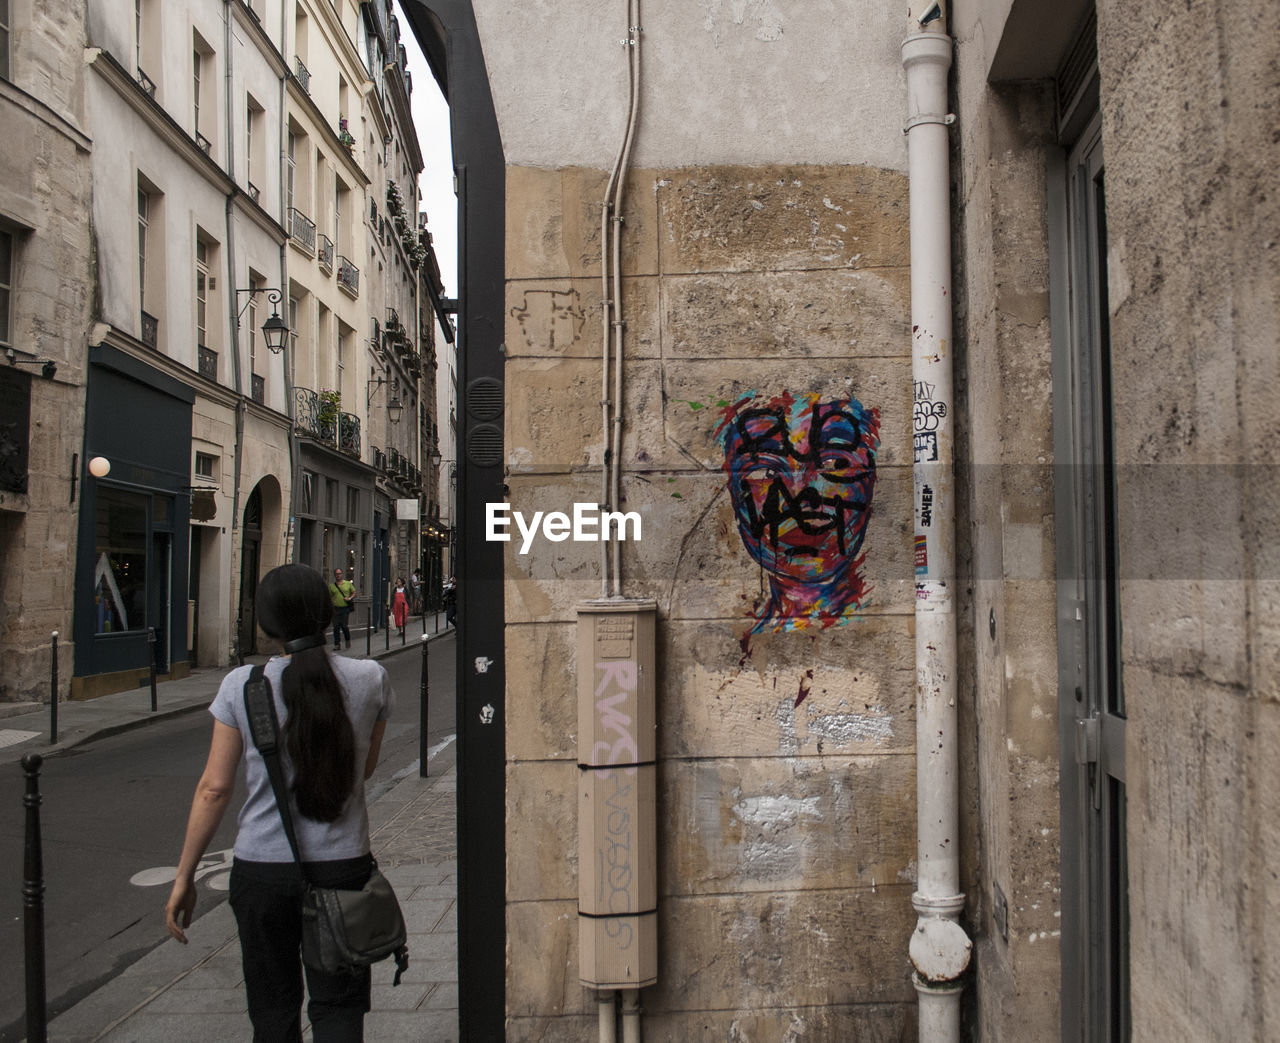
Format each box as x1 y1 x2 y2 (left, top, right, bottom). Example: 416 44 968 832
400 4 458 299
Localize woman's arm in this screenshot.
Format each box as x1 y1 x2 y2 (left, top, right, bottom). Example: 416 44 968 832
364 719 388 780
165 719 243 943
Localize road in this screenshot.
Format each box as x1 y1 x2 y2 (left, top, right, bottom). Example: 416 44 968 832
0 635 455 1041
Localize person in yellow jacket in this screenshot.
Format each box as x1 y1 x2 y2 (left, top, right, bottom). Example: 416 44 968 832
328 568 356 649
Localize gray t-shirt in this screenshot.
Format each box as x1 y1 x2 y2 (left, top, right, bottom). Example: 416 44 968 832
210 654 395 863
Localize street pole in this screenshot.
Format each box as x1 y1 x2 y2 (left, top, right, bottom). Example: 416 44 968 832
419 632 430 778
148 627 158 712
22 753 47 1043
48 632 58 746
366 601 372 657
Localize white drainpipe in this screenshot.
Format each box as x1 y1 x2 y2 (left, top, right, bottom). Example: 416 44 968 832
902 6 972 1041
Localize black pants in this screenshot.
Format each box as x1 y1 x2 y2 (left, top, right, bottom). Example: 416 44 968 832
229 855 373 1043
332 606 351 647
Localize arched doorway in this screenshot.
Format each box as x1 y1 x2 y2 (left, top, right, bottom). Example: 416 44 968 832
237 485 263 657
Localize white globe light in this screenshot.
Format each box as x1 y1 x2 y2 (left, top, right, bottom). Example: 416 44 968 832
88 456 111 477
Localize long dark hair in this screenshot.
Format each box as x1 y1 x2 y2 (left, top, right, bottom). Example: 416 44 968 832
255 564 355 822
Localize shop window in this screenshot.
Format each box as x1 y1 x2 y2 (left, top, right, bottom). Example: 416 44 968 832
0 0 10 82
0 227 11 349
93 488 148 634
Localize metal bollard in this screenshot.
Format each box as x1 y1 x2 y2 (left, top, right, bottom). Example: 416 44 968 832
366 602 372 658
385 611 390 652
22 754 48 1043
49 632 58 746
148 627 158 712
419 633 430 779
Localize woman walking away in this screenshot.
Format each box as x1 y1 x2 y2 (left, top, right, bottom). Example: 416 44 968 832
165 564 395 1042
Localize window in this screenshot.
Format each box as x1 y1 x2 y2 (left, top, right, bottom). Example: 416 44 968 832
192 49 202 133
247 295 257 374
93 488 149 634
288 295 299 359
246 95 264 197
286 131 296 212
0 229 11 349
326 478 339 517
0 0 10 82
137 189 149 309
300 470 315 513
196 241 209 348
192 34 215 152
347 487 360 524
194 451 218 479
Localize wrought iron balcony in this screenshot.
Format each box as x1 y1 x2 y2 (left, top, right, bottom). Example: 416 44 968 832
318 234 333 274
289 208 316 253
198 346 218 382
372 446 387 473
337 256 359 297
251 374 265 404
136 67 157 98
196 131 213 155
248 181 260 204
140 311 158 350
293 56 311 95
338 412 361 456
294 387 361 458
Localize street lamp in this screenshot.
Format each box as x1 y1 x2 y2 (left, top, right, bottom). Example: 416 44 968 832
235 287 290 353
367 373 404 424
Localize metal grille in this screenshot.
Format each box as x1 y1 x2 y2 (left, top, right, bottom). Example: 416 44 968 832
466 423 503 467
466 377 503 421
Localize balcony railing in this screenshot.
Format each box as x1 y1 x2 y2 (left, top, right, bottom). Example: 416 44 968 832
294 387 361 458
338 412 361 456
196 131 213 155
289 208 316 253
248 181 260 204
136 67 156 98
198 346 218 382
140 310 158 349
251 374 265 404
293 56 311 95
318 234 333 274
372 446 387 474
337 256 359 297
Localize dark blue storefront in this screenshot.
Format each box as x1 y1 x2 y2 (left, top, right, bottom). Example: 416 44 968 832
73 344 193 698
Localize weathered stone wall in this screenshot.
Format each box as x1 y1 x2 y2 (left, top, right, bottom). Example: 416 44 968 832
0 0 93 703
950 11 1064 1038
504 162 918 1039
1097 0 1280 1036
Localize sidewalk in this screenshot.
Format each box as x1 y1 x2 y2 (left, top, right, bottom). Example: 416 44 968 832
0 611 451 768
3 613 460 1042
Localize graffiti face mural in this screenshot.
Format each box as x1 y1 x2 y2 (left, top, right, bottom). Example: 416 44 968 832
718 392 880 634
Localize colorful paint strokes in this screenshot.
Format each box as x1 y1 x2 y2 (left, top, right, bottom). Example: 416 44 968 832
717 391 880 636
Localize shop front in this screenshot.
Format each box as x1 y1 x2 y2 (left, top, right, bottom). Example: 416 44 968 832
73 345 193 698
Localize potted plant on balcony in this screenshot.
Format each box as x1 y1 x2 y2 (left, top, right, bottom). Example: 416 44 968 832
338 116 356 153
317 387 341 436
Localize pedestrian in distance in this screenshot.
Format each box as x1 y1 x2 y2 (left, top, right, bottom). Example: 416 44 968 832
392 577 409 635
443 575 457 628
410 570 422 616
329 567 356 649
164 563 395 1042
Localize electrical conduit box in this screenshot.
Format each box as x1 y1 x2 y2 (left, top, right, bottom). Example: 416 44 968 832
576 599 658 989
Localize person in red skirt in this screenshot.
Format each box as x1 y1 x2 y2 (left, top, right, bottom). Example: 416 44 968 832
391 578 409 635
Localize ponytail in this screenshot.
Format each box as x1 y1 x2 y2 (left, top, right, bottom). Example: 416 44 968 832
255 564 357 822
281 646 356 822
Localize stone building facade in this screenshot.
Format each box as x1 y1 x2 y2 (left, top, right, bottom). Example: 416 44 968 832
0 0 94 703
417 0 1280 1038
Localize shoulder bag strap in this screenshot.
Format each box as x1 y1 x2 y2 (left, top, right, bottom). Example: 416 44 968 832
243 664 307 882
